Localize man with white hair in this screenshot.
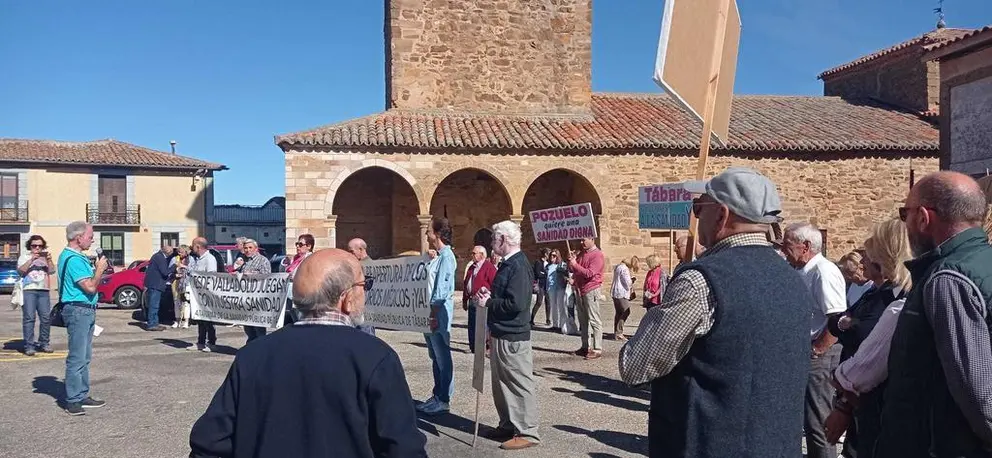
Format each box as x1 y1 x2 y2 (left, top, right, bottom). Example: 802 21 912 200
477 220 540 450
237 238 272 343
781 222 847 458
619 167 810 457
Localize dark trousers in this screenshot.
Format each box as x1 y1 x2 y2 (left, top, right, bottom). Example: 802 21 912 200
805 344 842 458
612 297 631 337
197 322 216 346
244 326 267 343
530 286 549 324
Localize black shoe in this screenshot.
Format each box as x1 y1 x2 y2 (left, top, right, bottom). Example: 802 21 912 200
38 346 54 353
23 347 36 356
64 403 85 416
145 325 166 332
81 397 105 409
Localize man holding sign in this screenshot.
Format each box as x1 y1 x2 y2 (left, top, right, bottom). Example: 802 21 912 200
568 236 606 360
477 220 540 451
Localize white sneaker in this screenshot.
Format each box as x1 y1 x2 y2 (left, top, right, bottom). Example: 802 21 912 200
181 322 190 329
171 323 179 329
420 398 450 415
186 344 201 351
415 396 437 412
200 345 212 353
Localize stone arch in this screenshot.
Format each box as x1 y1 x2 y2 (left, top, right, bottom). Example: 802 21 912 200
429 167 514 267
329 166 422 259
324 159 428 215
520 168 604 260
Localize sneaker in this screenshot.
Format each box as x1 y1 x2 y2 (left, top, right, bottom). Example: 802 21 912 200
419 398 450 415
171 322 179 328
186 344 202 351
200 345 212 353
145 325 166 332
415 396 438 413
182 323 190 329
64 403 85 416
23 347 36 357
38 346 54 353
81 397 105 409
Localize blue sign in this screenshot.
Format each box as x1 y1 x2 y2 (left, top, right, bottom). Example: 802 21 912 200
638 184 693 230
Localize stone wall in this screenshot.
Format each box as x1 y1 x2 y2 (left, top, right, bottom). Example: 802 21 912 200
285 150 939 274
385 0 592 114
823 49 938 113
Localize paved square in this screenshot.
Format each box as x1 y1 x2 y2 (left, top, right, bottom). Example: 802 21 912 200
0 296 650 457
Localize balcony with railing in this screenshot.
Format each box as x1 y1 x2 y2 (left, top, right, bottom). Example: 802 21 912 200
0 203 29 224
86 203 141 226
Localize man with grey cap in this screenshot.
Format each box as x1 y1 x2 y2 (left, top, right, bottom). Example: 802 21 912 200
619 166 811 458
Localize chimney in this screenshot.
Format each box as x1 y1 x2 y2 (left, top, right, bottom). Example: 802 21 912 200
385 0 592 115
170 140 177 154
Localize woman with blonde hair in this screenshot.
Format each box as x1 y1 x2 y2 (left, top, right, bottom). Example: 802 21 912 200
642 255 667 310
823 218 913 455
610 256 640 341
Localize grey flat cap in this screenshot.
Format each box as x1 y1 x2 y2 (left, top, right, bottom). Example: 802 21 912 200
683 167 784 224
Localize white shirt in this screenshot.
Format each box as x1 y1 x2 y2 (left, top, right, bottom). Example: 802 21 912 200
847 280 874 307
835 290 906 394
17 253 51 290
799 253 848 341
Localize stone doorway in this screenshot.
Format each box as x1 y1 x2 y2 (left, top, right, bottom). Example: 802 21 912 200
331 167 421 259
521 169 603 260
429 168 512 272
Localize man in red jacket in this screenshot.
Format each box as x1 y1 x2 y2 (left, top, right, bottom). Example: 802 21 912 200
464 245 497 354
568 237 606 360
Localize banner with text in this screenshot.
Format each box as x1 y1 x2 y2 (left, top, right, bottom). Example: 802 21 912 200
639 183 693 230
362 255 433 333
530 203 597 243
187 272 290 328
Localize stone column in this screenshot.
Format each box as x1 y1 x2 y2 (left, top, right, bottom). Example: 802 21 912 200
418 214 433 254
324 215 338 250
509 214 524 226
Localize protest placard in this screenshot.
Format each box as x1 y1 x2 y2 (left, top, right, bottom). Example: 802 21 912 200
639 183 693 230
529 203 597 243
472 304 488 393
362 255 433 333
187 272 290 328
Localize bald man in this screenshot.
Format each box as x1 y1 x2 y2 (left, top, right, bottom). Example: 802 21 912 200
874 171 992 458
190 249 427 458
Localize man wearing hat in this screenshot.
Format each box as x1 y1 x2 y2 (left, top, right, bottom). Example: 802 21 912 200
619 166 812 458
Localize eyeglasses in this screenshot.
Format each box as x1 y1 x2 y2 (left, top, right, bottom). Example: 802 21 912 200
353 275 374 292
691 198 721 217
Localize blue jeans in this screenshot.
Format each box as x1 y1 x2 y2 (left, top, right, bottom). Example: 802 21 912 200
145 288 162 328
424 306 454 403
22 290 52 350
63 304 96 404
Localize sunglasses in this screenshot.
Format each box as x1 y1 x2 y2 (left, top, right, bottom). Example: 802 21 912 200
353 275 374 292
295 242 309 247
691 198 721 217
30 244 45 248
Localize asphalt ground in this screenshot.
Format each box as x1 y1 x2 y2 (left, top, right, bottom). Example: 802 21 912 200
0 294 652 458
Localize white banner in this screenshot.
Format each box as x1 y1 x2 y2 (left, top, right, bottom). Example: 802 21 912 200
529 203 597 243
362 255 433 333
187 272 290 328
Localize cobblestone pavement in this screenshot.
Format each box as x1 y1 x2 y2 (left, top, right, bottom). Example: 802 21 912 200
0 295 653 457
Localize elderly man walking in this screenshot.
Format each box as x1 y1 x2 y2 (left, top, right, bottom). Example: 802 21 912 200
477 220 540 450
619 167 810 458
568 236 606 359
780 222 847 458
58 221 109 416
190 248 427 457
874 171 992 458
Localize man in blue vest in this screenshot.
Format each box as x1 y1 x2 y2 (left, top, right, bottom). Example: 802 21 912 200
619 166 811 457
875 171 992 458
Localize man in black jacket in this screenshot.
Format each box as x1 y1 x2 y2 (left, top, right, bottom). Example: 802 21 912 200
477 220 540 451
189 248 427 458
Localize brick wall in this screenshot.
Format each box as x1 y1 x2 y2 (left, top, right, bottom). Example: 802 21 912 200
385 0 592 114
286 151 939 271
823 49 938 113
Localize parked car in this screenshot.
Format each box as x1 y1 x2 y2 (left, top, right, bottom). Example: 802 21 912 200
98 260 148 309
0 259 19 294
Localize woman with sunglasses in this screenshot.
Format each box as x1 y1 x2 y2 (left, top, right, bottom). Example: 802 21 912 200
17 235 55 356
281 234 316 325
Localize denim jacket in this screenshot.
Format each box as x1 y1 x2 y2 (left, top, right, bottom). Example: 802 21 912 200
430 245 456 332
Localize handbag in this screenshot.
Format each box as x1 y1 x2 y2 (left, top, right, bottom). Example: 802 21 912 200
50 253 78 328
629 290 637 301
10 280 23 310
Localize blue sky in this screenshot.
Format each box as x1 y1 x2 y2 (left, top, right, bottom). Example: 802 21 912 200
1 1 989 204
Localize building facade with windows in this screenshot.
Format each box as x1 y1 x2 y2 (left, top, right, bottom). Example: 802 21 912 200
209 196 286 255
0 139 225 267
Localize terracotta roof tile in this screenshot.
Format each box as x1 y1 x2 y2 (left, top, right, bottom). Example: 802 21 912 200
923 25 992 54
276 93 938 153
818 28 974 79
0 139 225 170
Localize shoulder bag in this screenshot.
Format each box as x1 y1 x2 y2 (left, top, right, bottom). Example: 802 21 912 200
49 253 79 328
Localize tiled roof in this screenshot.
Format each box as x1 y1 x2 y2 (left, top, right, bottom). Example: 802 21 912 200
923 25 992 54
818 28 974 79
276 93 938 153
0 139 225 170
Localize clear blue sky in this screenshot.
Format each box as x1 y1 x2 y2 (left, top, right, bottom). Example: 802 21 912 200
2 1 989 204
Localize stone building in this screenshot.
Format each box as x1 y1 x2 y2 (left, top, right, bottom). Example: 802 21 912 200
209 196 286 255
278 0 953 273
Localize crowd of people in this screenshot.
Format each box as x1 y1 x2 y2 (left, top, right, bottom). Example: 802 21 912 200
9 164 992 456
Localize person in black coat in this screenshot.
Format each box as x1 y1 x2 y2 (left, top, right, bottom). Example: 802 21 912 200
189 249 427 458
530 248 550 326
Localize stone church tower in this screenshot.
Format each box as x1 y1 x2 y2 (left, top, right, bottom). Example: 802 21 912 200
385 0 593 115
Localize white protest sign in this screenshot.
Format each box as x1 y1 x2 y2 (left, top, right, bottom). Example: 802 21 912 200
362 255 432 333
529 203 597 244
187 272 290 328
472 304 488 393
